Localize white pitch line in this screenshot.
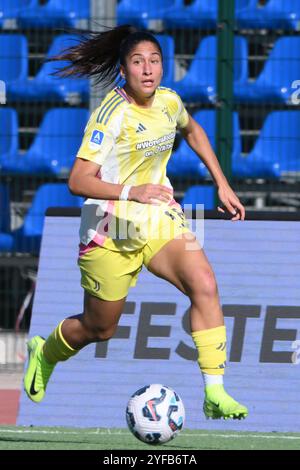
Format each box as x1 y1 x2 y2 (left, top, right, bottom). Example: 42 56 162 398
0 429 300 440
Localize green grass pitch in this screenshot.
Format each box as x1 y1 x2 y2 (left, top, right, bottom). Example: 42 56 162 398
0 426 299 450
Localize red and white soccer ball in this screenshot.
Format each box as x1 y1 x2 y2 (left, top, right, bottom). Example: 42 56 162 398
126 384 185 445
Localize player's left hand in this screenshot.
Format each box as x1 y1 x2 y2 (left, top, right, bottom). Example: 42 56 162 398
217 184 245 221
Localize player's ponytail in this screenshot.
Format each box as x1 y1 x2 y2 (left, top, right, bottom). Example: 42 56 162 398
49 25 162 87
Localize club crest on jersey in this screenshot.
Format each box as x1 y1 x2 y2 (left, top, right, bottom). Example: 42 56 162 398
162 106 173 123
90 130 104 146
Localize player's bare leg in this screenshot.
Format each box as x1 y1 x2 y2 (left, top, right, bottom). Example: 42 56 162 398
61 292 126 349
24 293 126 403
147 233 248 420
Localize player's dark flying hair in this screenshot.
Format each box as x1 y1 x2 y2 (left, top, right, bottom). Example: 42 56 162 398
48 25 163 87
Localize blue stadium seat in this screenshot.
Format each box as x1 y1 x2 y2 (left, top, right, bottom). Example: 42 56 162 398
0 183 13 251
0 34 28 93
8 35 89 104
164 0 217 29
0 184 10 233
0 108 89 176
234 111 300 179
172 36 248 103
181 185 215 210
17 0 89 28
0 108 17 248
11 184 83 253
156 35 175 87
0 108 17 247
236 0 300 31
0 108 18 162
234 36 300 104
167 111 241 179
0 0 36 28
117 0 178 29
0 231 13 251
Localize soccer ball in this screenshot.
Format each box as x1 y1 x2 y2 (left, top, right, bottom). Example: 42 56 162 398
126 384 185 445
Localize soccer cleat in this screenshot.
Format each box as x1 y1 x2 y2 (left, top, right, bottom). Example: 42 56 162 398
24 336 55 403
203 384 248 420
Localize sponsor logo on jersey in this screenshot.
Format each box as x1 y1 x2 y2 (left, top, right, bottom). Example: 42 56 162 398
90 130 104 146
136 123 147 133
136 132 176 152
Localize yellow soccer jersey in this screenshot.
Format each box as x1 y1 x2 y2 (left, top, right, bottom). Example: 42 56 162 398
77 86 189 251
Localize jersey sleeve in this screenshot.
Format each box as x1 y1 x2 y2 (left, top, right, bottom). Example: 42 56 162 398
76 109 115 166
176 94 189 129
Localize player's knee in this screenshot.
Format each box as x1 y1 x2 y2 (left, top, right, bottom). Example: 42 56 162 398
81 313 117 342
93 326 116 342
203 270 218 297
85 323 117 342
184 268 218 299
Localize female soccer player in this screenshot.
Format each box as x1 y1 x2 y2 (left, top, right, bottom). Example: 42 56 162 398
24 25 248 420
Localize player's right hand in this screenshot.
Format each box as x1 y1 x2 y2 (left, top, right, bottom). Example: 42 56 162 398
129 184 173 205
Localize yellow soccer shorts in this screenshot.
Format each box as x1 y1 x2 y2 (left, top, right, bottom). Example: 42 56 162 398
78 205 193 301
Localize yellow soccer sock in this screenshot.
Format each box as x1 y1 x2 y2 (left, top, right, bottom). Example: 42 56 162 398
191 325 227 376
43 320 78 365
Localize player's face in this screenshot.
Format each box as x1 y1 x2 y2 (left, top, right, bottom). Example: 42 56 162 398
123 41 163 98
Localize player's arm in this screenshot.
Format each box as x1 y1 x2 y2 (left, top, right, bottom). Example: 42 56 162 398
180 114 245 220
68 158 173 203
69 158 124 200
180 114 228 189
